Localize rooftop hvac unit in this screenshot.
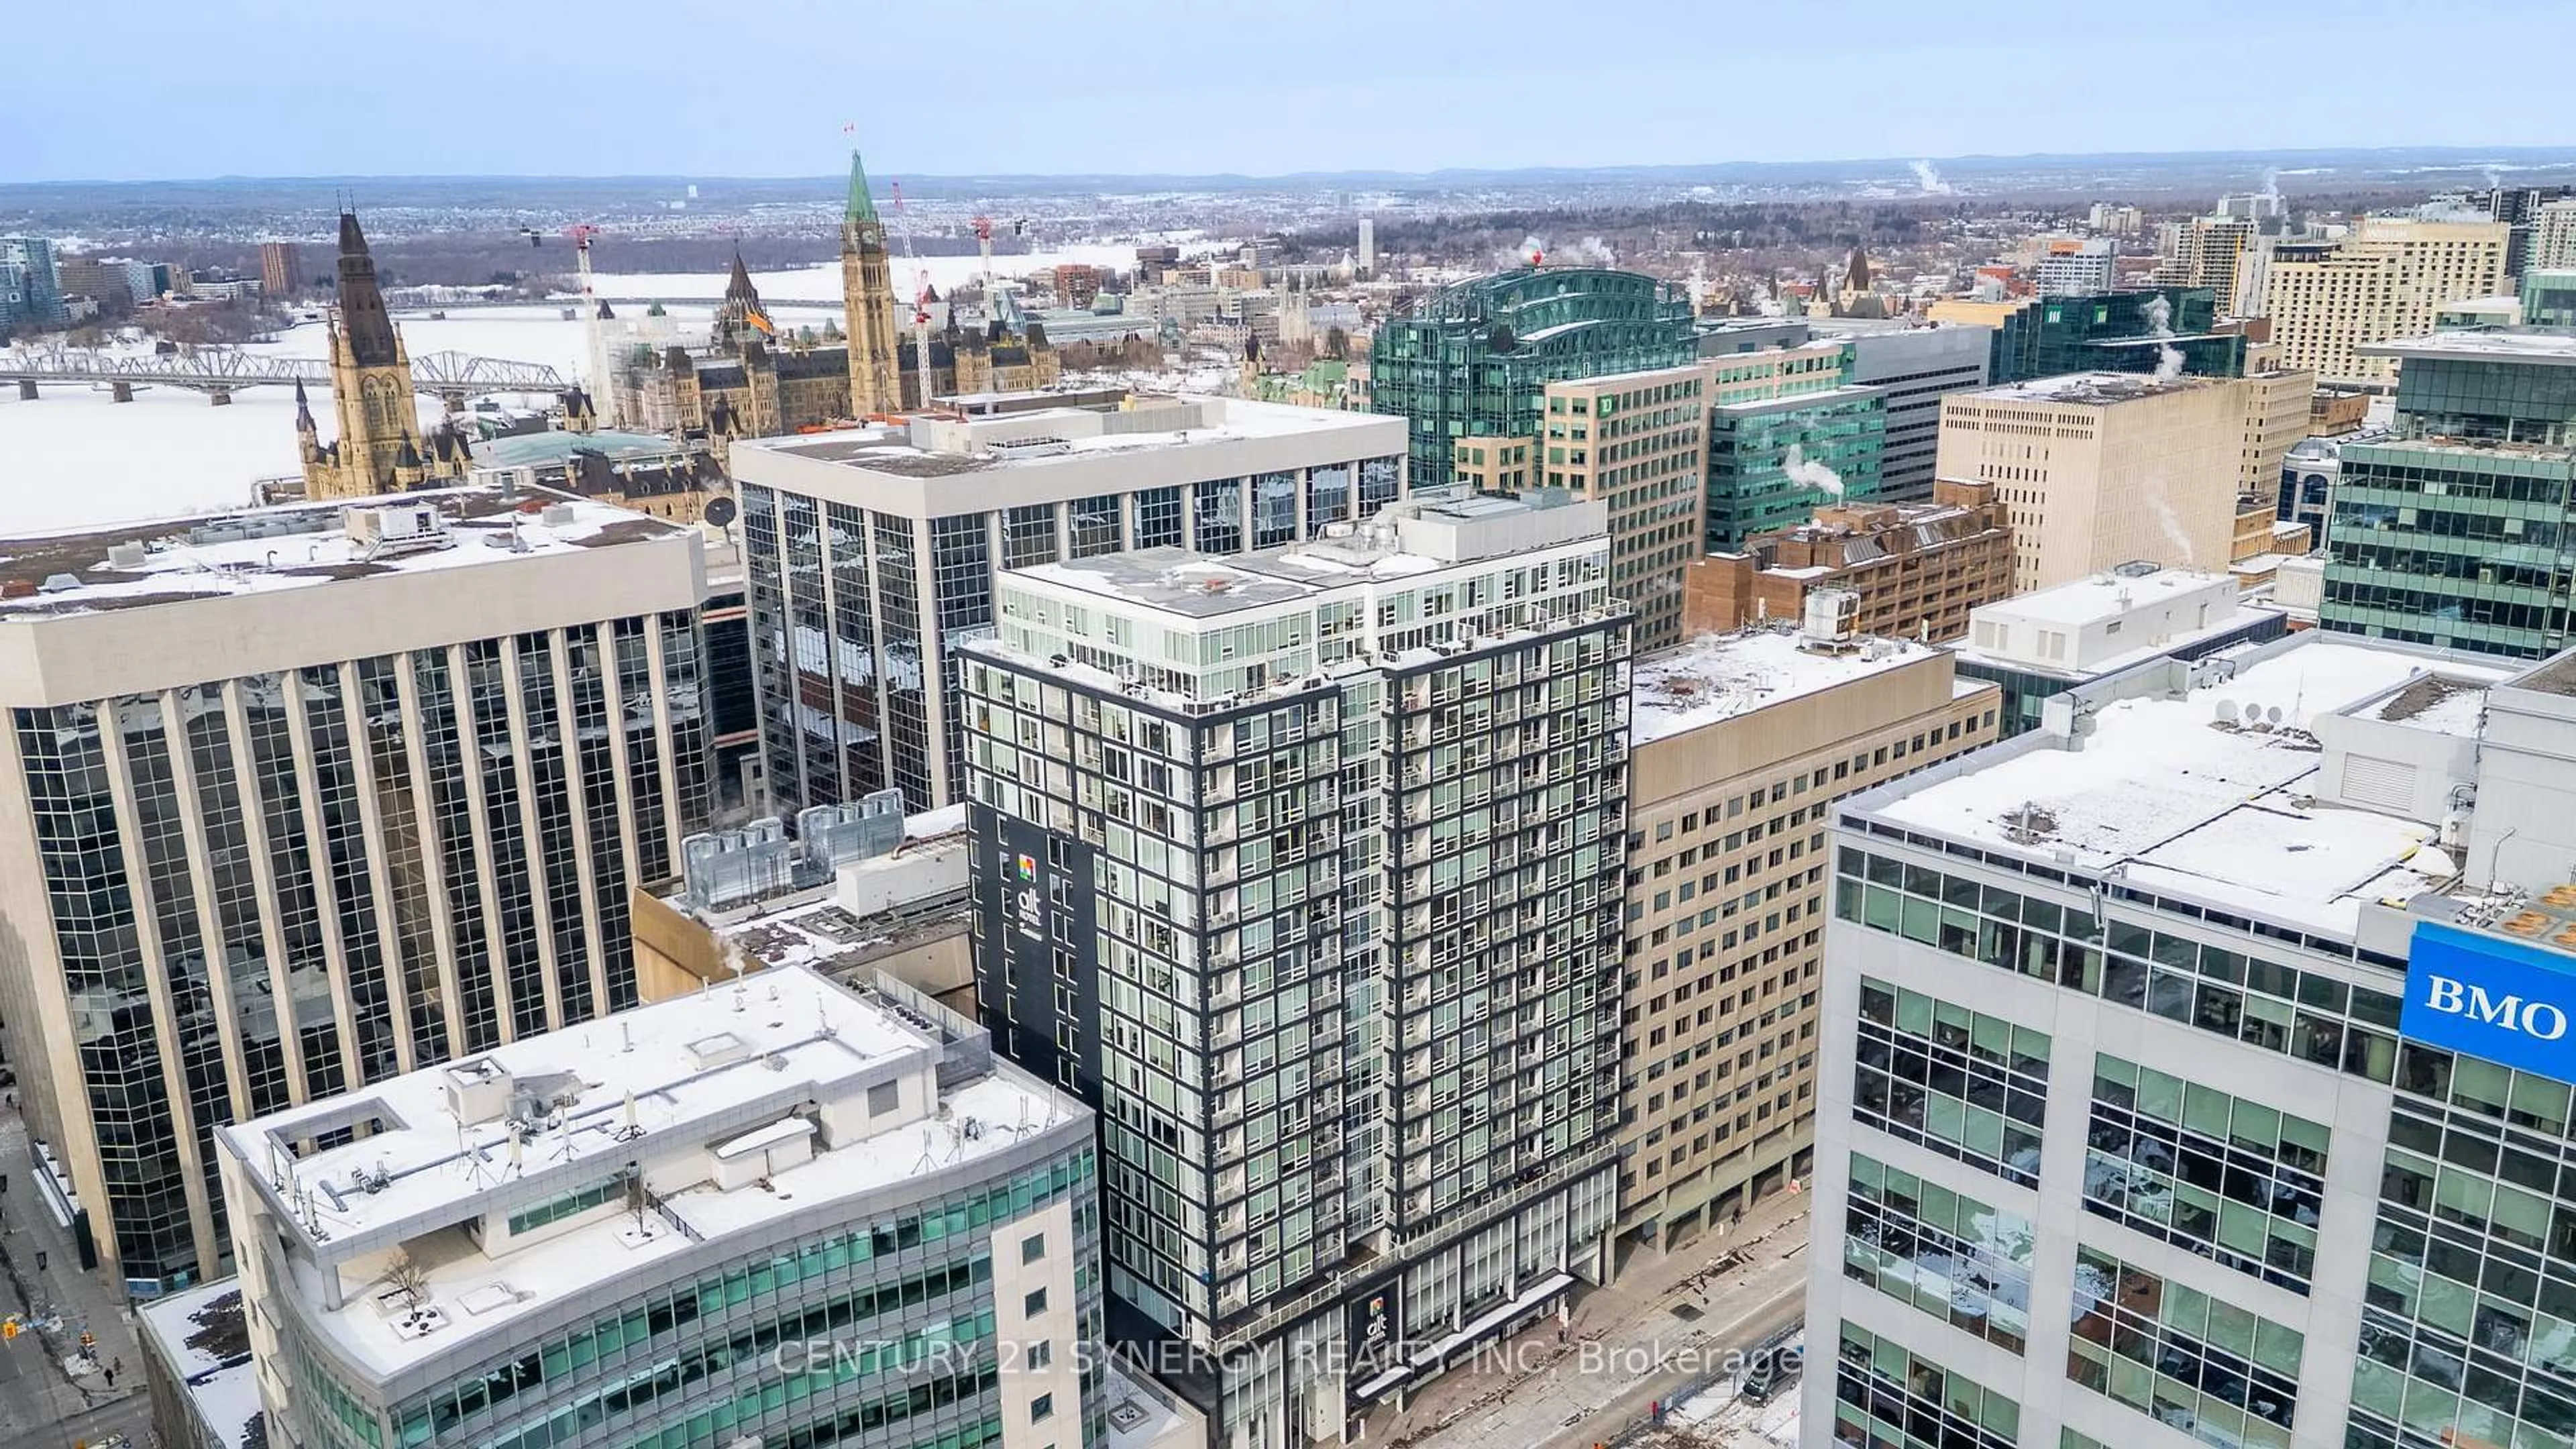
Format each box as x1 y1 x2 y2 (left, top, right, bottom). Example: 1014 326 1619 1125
680 820 797 909
1801 587 1860 644
346 503 451 553
798 788 906 871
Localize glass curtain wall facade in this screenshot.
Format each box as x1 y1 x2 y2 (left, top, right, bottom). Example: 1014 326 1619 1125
311 1155 1104 1449
2323 339 2576 657
1371 267 1699 483
960 527 1629 1446
1817 829 2576 1449
7 617 708 1295
1988 286 2245 385
1705 390 1888 550
739 455 1405 816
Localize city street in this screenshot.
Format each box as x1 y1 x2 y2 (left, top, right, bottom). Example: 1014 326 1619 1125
0 1103 148 1444
1377 1188 1813 1449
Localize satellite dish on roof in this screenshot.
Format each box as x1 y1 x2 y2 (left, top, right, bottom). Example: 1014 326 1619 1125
2266 705 2286 727
2216 699 2240 724
704 495 738 529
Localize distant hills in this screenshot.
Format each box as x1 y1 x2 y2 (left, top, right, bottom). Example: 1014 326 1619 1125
10 146 2576 203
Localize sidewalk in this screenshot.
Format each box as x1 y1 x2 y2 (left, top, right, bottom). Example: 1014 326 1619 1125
0 1103 146 1417
1376 1185 1813 1449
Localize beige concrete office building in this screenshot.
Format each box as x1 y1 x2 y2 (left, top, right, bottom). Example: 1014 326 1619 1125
2155 215 2260 315
2239 367 2320 496
1934 373 2256 592
2265 215 2512 388
1452 362 1710 651
0 486 711 1296
1617 629 1998 1245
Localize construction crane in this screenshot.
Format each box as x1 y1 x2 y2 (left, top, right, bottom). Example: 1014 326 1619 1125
892 180 934 412
566 225 610 421
971 216 1032 321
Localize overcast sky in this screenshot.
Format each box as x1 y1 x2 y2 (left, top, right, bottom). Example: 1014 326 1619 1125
11 0 2575 182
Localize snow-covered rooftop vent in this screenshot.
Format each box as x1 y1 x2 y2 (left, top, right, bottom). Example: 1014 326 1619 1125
105 542 146 570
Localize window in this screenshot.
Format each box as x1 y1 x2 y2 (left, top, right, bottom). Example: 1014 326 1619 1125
1021 1232 1046 1264
1028 1340 1052 1371
1024 1287 1049 1318
867 1081 900 1116
1031 1393 1055 1423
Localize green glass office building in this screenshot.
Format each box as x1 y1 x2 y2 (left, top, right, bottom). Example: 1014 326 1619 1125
1987 286 2247 385
1372 266 1699 483
2523 271 2576 329
2322 330 2576 657
1704 386 1888 549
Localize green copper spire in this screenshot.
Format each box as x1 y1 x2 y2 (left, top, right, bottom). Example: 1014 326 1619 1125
846 150 879 226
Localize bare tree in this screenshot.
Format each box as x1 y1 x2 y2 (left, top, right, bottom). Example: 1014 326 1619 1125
386 1250 429 1307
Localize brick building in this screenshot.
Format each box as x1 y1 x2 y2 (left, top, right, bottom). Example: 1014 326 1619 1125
1682 480 2014 641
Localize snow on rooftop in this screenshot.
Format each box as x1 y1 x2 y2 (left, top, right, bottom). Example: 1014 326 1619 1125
221 964 1071 1376
1868 639 2512 934
1968 370 2218 406
1976 568 2231 628
140 1283 264 1449
1631 630 1938 745
2367 328 2576 363
0 485 681 618
745 394 1391 474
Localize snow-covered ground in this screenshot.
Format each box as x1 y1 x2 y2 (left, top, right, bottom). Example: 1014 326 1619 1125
588 243 1149 307
3 290 794 533
1653 1332 1803 1448
0 250 1235 535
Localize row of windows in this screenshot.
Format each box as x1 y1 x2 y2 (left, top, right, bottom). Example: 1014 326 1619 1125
1854 979 2048 1189
504 1171 634 1237
390 1152 1091 1436
2086 1054 2326 1293
1843 1152 2033 1354
2066 1244 2303 1449
1834 845 2408 1087
1834 1320 2021 1449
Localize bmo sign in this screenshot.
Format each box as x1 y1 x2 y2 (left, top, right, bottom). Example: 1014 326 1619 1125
2402 922 2576 1080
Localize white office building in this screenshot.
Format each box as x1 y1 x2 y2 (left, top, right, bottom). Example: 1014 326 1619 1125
144 965 1104 1449
1806 631 2576 1449
727 393 1405 815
